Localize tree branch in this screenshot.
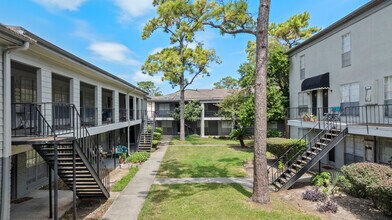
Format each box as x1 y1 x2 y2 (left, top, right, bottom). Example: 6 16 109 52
202 21 256 36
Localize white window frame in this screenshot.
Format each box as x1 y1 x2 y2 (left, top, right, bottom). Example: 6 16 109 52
341 82 360 115
342 33 351 67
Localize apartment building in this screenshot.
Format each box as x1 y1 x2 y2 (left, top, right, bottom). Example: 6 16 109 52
269 0 392 191
0 24 148 219
147 89 234 137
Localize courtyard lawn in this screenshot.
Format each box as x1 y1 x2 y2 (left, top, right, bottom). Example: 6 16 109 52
139 183 319 220
158 145 253 178
170 135 253 146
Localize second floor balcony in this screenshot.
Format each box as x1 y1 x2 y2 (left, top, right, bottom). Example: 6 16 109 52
156 110 174 118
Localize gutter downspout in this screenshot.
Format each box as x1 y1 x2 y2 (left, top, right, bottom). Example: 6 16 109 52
1 41 30 220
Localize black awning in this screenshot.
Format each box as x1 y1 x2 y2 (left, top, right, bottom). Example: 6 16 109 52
301 72 330 91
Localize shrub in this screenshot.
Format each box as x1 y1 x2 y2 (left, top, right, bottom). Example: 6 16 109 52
266 138 306 161
341 162 392 215
302 187 326 202
126 152 150 163
312 172 331 187
155 127 163 134
267 129 283 138
152 140 160 148
317 199 338 213
153 132 162 140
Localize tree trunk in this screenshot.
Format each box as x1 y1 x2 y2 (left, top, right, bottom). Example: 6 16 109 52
180 74 186 141
239 138 246 148
251 0 271 204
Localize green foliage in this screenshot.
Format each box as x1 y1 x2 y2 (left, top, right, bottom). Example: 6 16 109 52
137 81 163 96
155 127 163 134
152 140 160 148
267 129 282 138
213 76 239 89
229 127 249 148
266 138 306 162
311 172 331 187
341 162 392 215
172 101 203 122
127 152 150 164
153 131 162 140
269 12 321 48
112 167 139 192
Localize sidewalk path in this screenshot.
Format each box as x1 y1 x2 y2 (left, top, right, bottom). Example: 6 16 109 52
103 135 171 220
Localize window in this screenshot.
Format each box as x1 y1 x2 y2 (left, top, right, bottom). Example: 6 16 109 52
341 82 359 115
162 120 172 128
221 121 232 129
342 33 351 67
300 55 305 80
159 104 170 111
344 135 364 165
379 138 392 164
26 150 47 185
298 92 309 116
385 76 392 117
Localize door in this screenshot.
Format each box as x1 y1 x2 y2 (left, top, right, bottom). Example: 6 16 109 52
312 90 317 115
328 147 335 162
323 89 329 114
365 140 374 162
11 155 17 200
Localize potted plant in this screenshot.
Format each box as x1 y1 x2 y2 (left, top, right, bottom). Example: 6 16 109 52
119 153 127 164
303 113 318 122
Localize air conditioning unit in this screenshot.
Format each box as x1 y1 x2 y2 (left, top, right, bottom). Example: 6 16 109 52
363 80 378 105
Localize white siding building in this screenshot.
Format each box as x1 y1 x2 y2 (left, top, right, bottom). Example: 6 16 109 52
0 24 148 219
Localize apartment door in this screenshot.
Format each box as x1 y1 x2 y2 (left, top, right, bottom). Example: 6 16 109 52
365 140 374 162
11 155 17 200
323 90 329 114
312 90 317 115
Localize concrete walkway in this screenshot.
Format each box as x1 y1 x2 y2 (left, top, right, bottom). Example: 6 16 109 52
103 136 171 220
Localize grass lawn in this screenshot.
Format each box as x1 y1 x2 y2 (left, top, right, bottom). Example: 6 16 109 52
139 183 319 220
111 167 139 192
170 135 253 146
158 145 253 178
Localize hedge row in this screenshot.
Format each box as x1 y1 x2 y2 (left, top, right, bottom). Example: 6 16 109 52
341 162 392 216
267 138 307 161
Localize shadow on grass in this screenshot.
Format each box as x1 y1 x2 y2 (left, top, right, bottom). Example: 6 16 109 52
148 183 252 205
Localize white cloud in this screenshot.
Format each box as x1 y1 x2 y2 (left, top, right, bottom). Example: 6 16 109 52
149 47 164 55
113 0 154 21
88 41 141 66
33 0 87 11
131 71 163 84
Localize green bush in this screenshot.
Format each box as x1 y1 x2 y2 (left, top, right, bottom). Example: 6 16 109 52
152 140 160 148
126 152 150 163
266 138 306 161
311 172 331 187
341 162 392 215
267 129 283 138
155 127 163 134
153 131 162 140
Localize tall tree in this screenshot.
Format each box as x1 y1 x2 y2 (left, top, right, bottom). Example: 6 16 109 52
137 81 163 96
269 12 321 48
141 0 220 141
200 0 271 204
213 76 238 89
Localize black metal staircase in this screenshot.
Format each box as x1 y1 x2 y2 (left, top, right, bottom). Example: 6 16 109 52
268 111 348 191
137 118 156 152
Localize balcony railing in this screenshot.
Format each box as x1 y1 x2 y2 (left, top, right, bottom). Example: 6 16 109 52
204 110 220 117
129 109 135 121
102 108 114 124
288 105 392 129
156 110 174 118
119 108 127 122
80 107 97 127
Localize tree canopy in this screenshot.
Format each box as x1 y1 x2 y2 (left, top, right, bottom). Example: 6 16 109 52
137 81 163 96
172 101 203 122
213 76 239 89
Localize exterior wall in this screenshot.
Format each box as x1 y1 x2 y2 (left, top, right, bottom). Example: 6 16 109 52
289 3 392 110
0 46 3 212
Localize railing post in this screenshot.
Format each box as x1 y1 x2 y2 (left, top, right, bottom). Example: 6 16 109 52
72 141 77 220
48 164 53 218
365 106 369 134
53 143 59 220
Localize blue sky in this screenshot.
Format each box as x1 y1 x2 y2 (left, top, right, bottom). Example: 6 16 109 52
1 0 368 94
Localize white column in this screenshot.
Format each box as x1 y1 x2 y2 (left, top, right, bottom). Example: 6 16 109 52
125 94 130 121
201 103 205 137
114 91 119 123
133 97 137 120
96 86 102 126
37 69 52 125
70 78 80 110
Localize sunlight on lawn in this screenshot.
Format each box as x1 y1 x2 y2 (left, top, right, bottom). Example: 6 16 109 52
139 183 319 220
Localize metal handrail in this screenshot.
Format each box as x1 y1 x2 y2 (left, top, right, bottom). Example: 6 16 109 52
268 110 346 185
